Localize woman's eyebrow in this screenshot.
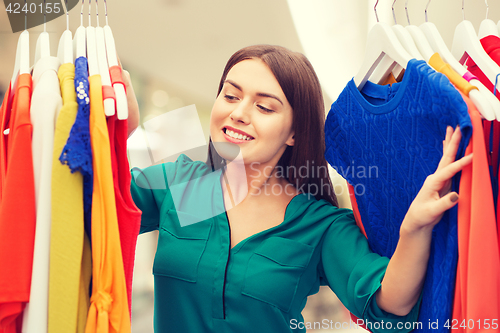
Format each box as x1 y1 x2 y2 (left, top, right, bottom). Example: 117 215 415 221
224 79 283 106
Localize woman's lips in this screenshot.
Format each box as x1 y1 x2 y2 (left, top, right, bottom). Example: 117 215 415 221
222 128 254 143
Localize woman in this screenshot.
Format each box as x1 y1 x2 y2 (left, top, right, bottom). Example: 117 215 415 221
124 45 471 332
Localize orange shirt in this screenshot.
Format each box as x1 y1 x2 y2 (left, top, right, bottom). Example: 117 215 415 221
452 93 500 333
85 75 130 333
0 74 36 333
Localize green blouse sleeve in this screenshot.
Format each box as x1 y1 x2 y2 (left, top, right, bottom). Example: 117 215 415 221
131 163 170 234
130 154 213 234
319 209 422 333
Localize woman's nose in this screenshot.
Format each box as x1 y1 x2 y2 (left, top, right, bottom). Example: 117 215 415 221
230 101 251 124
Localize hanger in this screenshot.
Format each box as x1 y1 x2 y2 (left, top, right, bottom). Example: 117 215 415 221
421 0 498 120
391 0 424 60
10 0 29 93
451 1 500 89
73 0 86 60
404 0 434 61
34 1 50 65
103 0 128 119
86 0 99 77
95 0 115 116
58 0 73 65
354 0 412 90
478 0 498 39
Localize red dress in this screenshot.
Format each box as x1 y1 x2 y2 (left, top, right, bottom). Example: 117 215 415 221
0 74 36 333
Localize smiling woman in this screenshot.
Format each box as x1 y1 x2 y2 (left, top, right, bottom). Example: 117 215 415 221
206 45 338 207
126 44 472 333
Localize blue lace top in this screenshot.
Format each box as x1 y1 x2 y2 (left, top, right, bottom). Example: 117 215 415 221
60 56 93 239
325 60 472 333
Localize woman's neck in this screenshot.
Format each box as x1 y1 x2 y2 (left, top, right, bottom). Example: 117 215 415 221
221 159 286 209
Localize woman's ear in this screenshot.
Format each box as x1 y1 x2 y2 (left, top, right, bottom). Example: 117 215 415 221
286 132 295 146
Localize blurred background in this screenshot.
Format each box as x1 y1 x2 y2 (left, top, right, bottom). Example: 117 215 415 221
1 0 499 332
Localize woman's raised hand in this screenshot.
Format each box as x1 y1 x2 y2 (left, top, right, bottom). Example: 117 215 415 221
402 126 472 234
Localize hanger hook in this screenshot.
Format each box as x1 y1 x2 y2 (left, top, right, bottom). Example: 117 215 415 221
80 0 84 26
88 0 91 26
405 0 410 25
104 0 108 26
374 0 379 23
44 0 46 32
462 0 465 21
392 0 397 24
24 0 27 30
425 0 431 22
485 0 489 19
95 0 99 27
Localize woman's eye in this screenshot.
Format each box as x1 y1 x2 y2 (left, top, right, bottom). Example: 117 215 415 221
224 94 238 101
257 105 274 113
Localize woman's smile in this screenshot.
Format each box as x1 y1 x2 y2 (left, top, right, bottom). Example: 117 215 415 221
222 126 255 143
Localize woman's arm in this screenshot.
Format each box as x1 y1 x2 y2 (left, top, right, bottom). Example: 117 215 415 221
376 126 472 316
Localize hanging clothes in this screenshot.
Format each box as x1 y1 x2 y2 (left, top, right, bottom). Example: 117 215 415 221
47 62 85 333
465 36 500 246
60 56 94 242
22 56 62 333
107 112 141 318
0 73 36 333
427 54 500 332
324 59 472 333
452 92 500 333
85 74 130 333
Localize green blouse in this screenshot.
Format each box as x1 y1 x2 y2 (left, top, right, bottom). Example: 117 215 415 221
130 154 421 332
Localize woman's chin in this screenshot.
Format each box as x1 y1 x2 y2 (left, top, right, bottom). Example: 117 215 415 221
210 141 242 162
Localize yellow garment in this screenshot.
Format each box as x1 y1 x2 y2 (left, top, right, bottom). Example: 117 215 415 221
85 75 130 333
429 53 479 96
381 73 397 85
77 233 92 333
48 63 86 333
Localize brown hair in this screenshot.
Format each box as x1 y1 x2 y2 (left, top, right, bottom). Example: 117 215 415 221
206 44 338 207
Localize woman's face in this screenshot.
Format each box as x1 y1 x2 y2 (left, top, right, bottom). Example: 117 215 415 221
209 58 294 166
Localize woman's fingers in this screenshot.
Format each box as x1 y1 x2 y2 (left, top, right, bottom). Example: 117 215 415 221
438 126 462 171
430 153 473 189
430 191 460 216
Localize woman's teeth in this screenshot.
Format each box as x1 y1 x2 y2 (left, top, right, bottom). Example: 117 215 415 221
225 129 252 141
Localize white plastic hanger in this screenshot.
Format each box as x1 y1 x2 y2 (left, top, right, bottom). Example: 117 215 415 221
10 0 29 93
95 0 115 116
86 0 99 77
391 0 423 61
34 1 51 65
73 0 86 60
451 1 500 92
354 0 412 90
421 0 498 121
404 0 434 61
478 0 498 39
103 0 128 119
58 0 73 65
